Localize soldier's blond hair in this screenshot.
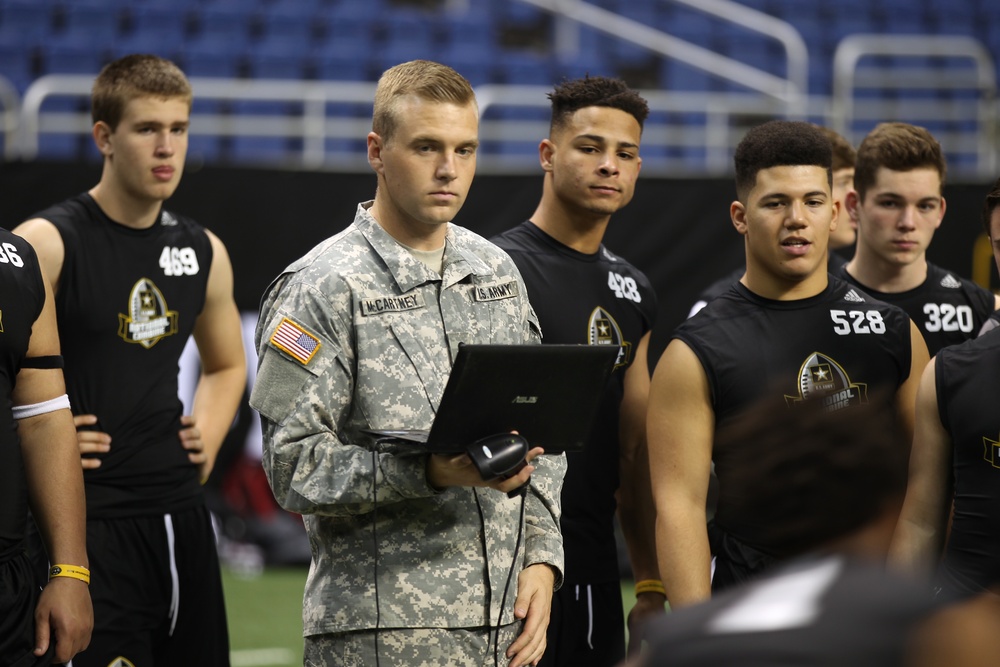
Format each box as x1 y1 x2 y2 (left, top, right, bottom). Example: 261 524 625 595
372 60 476 142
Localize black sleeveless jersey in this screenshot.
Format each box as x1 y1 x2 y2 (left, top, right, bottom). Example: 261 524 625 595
0 230 46 552
978 309 1000 336
492 221 658 583
644 554 939 667
836 262 995 356
673 278 912 552
690 253 848 319
935 330 1000 596
32 194 213 518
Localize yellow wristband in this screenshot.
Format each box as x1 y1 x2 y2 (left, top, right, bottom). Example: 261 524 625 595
634 579 666 596
49 564 90 585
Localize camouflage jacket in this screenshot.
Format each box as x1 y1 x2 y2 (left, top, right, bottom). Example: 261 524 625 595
250 203 565 635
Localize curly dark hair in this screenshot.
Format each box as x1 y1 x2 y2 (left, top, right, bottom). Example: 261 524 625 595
713 392 907 558
549 76 649 135
734 120 832 201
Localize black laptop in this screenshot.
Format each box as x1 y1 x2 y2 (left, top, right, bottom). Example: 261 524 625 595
363 343 619 454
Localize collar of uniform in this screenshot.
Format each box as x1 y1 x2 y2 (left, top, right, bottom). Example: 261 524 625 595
353 202 493 292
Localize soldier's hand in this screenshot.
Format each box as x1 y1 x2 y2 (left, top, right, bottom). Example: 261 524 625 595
73 414 110 469
506 563 556 667
427 446 543 492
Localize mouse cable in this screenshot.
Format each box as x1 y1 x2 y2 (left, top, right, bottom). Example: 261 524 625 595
494 487 527 667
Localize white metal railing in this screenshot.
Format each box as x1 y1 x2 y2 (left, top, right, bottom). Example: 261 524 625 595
832 34 998 174
532 0 807 110
12 74 818 176
7 36 999 177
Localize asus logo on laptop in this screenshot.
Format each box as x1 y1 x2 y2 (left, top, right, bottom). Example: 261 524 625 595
512 396 538 404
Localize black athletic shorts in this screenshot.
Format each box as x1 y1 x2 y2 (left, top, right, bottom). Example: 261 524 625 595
709 520 778 593
0 549 55 666
72 505 230 667
539 581 625 667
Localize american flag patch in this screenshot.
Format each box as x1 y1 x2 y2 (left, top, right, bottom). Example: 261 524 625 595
270 318 321 365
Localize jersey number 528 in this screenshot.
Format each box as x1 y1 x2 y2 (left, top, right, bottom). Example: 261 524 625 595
830 309 886 335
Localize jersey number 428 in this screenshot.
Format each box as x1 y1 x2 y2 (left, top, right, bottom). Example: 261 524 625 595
608 271 642 303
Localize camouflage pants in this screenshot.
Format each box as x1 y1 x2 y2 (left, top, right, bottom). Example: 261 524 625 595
304 624 522 667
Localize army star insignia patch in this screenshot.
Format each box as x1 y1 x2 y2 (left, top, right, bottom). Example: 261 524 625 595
271 317 321 365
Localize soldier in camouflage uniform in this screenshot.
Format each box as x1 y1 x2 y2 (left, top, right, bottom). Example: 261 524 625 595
251 60 566 667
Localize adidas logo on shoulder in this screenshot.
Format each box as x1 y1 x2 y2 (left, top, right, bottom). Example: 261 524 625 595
940 273 962 289
843 289 866 303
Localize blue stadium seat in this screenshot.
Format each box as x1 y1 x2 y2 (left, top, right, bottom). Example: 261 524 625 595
437 45 495 87
439 9 494 51
245 38 310 80
42 38 107 76
321 7 376 49
379 10 437 55
192 4 253 45
665 13 714 49
614 2 657 27
827 10 873 44
188 98 227 164
313 43 371 82
110 30 182 63
925 5 976 35
258 4 319 46
875 12 929 35
608 39 655 69
493 0 546 28
809 60 832 96
371 41 440 79
495 52 554 86
0 34 39 91
0 0 54 44
715 31 781 76
181 39 243 78
661 59 712 92
332 0 386 16
186 134 224 165
58 3 122 44
126 5 189 45
37 134 88 161
553 51 616 81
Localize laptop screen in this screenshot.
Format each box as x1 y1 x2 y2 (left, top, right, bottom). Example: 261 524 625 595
423 343 620 454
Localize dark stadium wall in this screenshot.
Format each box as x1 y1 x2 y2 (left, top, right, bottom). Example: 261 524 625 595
2 161 995 367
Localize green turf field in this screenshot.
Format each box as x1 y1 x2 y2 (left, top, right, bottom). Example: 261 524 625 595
225 566 639 666
225 566 306 667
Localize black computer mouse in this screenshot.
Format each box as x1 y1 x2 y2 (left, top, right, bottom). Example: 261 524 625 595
468 433 529 481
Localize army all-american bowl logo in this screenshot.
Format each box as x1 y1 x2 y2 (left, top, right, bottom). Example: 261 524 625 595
785 351 868 412
117 277 179 349
588 306 630 368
